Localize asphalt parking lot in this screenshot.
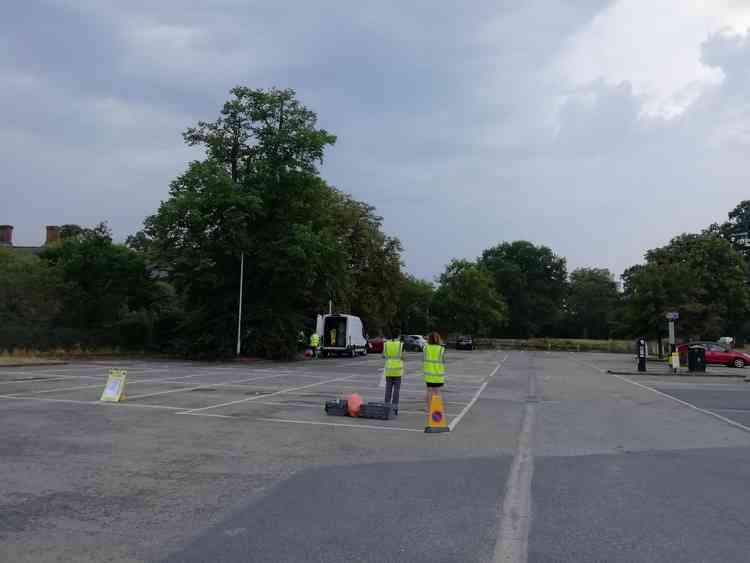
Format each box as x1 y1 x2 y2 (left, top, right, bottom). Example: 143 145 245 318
0 350 517 563
0 351 499 432
4 350 750 562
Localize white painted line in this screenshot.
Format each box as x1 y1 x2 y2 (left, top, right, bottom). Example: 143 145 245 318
0 372 116 384
179 372 365 413
124 372 293 400
494 400 535 562
568 353 750 435
281 392 471 407
239 399 450 416
255 418 423 432
448 354 508 431
0 394 184 410
448 382 488 431
608 371 750 434
175 412 234 419
9 368 284 396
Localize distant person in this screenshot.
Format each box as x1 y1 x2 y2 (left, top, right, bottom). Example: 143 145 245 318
383 333 405 415
309 332 320 359
423 332 445 412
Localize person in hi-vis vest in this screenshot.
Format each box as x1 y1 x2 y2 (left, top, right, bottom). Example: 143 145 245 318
382 334 405 415
423 332 446 412
309 332 320 358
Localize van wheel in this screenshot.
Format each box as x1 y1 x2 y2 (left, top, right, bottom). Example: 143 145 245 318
734 358 745 368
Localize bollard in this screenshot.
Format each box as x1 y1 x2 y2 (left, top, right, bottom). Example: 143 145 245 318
637 338 647 372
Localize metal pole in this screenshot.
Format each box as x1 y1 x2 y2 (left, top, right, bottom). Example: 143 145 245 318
328 299 332 315
236 252 244 357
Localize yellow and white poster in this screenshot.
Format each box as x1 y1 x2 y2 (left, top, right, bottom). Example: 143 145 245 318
100 369 128 402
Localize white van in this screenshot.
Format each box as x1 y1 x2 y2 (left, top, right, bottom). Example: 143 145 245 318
316 314 368 357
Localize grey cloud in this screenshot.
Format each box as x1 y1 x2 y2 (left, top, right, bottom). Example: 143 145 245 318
4 0 746 284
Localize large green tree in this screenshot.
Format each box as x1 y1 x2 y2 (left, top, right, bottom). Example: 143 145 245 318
141 87 402 358
39 223 157 348
479 241 567 337
707 200 750 260
395 275 434 336
432 260 507 336
0 248 61 350
566 268 620 339
622 233 748 341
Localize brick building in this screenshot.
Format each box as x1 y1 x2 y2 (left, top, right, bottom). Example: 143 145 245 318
0 225 62 254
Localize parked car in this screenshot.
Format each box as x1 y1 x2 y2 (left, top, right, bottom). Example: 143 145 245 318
456 335 474 350
677 342 750 368
402 334 427 352
367 337 385 354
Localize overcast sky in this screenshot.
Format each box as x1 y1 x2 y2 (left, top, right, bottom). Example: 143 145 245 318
4 1 750 281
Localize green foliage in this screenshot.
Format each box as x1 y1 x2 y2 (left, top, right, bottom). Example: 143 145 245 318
706 200 750 260
40 223 155 334
479 241 567 337
395 275 434 336
0 248 61 351
566 268 620 339
0 223 165 352
141 87 402 358
622 233 748 340
183 86 336 182
433 259 507 336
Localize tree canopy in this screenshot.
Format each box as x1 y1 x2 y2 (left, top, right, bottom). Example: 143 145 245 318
622 233 748 341
432 259 507 337
479 241 567 337
565 268 620 339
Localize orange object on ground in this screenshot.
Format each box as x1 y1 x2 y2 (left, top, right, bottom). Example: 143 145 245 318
425 393 449 433
347 393 363 417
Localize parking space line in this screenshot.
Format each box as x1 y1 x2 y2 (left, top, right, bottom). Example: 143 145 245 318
282 391 471 407
255 418 424 432
608 371 750 434
0 373 107 385
0 393 185 410
449 353 508 432
234 398 451 416
179 373 365 413
125 372 293 400
175 412 235 419
7 369 290 396
569 353 750 435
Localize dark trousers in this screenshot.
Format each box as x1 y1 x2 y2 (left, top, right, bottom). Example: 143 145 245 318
384 377 401 409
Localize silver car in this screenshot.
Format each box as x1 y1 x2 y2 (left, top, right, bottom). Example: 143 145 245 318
403 334 427 352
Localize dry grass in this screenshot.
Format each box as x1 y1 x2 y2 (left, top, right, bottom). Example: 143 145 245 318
0 347 158 364
473 338 635 353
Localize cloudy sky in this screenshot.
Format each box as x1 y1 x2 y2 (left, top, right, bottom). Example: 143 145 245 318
4 1 750 281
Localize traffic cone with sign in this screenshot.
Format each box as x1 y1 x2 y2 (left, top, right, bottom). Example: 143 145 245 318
425 393 449 433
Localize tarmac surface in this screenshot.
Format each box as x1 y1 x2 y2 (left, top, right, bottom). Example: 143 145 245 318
2 350 750 562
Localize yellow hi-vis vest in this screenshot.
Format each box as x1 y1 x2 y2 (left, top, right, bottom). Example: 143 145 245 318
383 340 404 378
310 333 320 347
423 344 445 384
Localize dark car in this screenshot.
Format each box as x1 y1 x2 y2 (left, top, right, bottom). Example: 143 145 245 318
456 335 474 350
677 342 750 368
367 337 385 354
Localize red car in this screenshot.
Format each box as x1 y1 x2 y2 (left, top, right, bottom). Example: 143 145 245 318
677 342 750 368
367 337 385 354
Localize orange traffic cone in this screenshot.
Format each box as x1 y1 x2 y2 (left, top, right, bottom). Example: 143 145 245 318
425 393 449 433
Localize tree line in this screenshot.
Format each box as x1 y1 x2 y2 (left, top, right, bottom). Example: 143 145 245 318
2 87 749 357
402 206 750 345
